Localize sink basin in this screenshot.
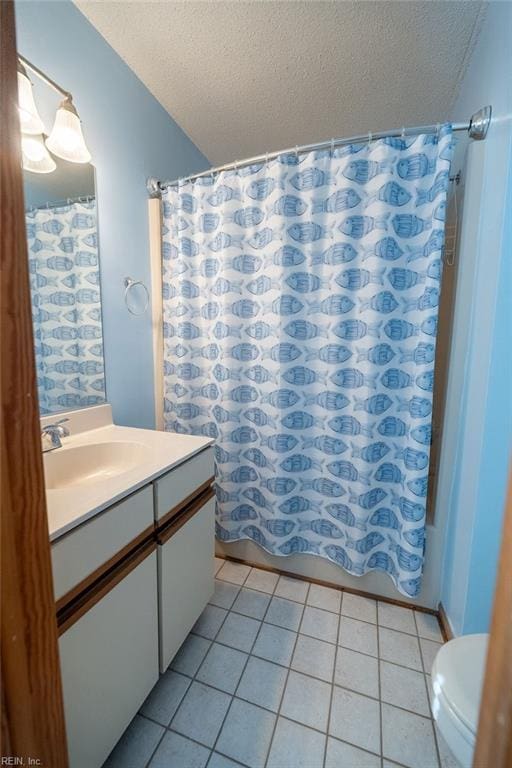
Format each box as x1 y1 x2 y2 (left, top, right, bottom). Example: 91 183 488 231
44 441 149 490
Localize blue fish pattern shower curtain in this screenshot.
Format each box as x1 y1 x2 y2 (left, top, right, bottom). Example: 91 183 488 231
26 199 105 414
162 126 453 597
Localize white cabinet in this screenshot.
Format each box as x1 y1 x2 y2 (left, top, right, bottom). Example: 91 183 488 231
154 446 214 522
158 493 215 672
52 485 153 604
59 552 158 768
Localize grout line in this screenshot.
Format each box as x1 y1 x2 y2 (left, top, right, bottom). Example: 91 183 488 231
138 567 441 768
415 611 443 768
376 596 384 767
323 589 342 767
141 715 169 768
262 581 310 768
208 571 280 764
192 618 438 681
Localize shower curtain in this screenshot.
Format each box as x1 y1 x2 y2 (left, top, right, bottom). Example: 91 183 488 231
162 126 453 597
26 199 105 414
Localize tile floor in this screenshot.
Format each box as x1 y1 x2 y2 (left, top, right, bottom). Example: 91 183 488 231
104 559 457 768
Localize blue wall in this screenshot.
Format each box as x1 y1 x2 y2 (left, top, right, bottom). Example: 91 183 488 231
438 1 512 636
16 0 209 428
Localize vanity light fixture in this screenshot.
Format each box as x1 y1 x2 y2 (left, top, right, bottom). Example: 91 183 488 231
17 54 91 169
46 96 91 164
21 133 56 174
17 60 45 135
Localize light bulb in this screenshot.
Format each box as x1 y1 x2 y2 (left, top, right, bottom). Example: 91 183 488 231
22 134 56 174
17 62 45 135
46 97 91 164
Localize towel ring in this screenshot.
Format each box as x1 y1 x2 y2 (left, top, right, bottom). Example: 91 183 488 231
124 277 149 316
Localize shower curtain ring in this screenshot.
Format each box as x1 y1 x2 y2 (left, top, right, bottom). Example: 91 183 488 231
295 145 299 159
330 138 335 155
368 131 372 149
265 151 269 166
401 126 406 139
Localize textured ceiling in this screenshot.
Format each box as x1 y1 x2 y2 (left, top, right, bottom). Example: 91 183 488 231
75 0 485 166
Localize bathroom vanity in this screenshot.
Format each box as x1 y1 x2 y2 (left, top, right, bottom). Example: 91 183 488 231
44 406 214 768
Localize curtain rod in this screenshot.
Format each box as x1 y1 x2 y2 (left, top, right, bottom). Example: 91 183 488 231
148 105 491 196
26 195 95 212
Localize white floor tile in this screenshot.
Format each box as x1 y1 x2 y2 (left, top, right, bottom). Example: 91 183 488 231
216 698 275 768
267 717 326 768
214 557 225 575
193 605 228 640
208 753 243 768
291 634 336 682
329 687 381 754
196 643 247 694
265 595 304 631
210 580 240 610
171 633 211 677
231 587 271 620
281 670 332 731
415 612 444 643
244 567 279 594
339 616 378 657
419 638 443 674
149 731 210 768
380 661 430 716
325 737 380 768
171 682 231 748
382 702 439 768
216 560 251 586
300 605 338 643
140 670 191 725
216 612 260 653
379 627 422 671
252 622 297 667
378 602 417 634
307 583 341 613
341 592 377 624
335 647 379 699
274 575 309 603
236 655 288 712
103 714 164 768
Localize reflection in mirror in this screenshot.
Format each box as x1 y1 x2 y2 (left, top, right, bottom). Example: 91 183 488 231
19 56 106 415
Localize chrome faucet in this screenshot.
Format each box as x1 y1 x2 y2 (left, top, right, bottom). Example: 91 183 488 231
41 418 70 452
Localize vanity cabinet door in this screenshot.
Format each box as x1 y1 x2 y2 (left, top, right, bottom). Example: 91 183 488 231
158 494 215 672
59 551 158 768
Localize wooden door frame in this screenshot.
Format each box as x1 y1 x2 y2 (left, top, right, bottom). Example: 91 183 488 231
1 2 68 765
473 470 512 766
0 1 510 765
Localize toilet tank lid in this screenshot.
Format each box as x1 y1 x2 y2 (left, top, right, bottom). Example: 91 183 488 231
432 633 489 733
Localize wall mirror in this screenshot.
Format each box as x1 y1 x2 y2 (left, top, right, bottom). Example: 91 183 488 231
19 56 106 415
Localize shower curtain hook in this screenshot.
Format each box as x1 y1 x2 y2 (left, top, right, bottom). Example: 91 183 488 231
436 122 441 138
368 131 372 150
295 145 299 159
330 138 335 155
265 151 269 167
401 126 406 139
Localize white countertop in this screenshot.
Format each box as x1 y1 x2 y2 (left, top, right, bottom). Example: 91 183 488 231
44 406 212 542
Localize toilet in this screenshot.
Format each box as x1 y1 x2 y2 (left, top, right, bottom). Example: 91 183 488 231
431 633 489 768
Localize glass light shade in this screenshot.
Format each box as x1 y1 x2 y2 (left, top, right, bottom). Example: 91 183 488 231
17 65 45 135
46 97 91 163
22 134 56 174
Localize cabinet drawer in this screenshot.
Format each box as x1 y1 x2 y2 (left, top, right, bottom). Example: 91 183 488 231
59 551 159 768
52 485 153 605
153 446 214 523
158 494 214 672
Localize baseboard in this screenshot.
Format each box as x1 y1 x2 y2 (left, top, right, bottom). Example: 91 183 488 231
217 552 440 617
438 601 455 642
